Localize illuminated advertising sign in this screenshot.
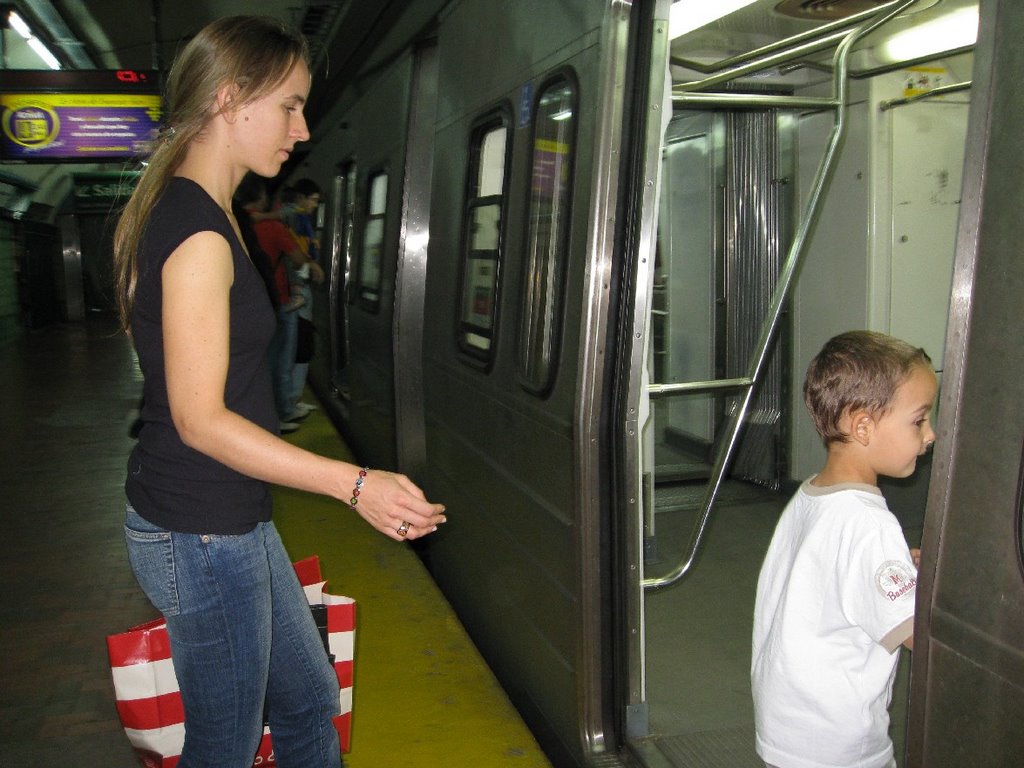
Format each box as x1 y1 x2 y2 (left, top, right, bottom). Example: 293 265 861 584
2 92 161 161
1 70 162 163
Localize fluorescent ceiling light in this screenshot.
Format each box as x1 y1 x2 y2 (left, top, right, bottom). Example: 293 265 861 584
669 0 759 40
8 10 32 39
879 6 978 62
28 37 62 70
7 10 62 69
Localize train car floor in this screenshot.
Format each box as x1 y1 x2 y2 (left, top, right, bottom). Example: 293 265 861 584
0 318 551 767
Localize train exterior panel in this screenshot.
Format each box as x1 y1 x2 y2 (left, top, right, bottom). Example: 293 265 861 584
307 52 419 470
306 3 626 763
419 4 613 762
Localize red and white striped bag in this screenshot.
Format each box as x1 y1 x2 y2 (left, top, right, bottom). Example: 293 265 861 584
107 555 355 767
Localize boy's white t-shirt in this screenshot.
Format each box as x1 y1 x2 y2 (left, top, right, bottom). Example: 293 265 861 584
752 479 917 768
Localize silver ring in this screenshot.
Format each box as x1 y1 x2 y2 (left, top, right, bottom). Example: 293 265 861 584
397 521 410 537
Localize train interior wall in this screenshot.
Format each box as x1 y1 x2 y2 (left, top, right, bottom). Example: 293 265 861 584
639 43 973 766
786 54 970 531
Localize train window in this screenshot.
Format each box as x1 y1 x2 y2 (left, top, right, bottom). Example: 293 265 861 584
338 163 357 307
517 77 577 394
328 162 356 389
356 172 388 311
457 115 510 362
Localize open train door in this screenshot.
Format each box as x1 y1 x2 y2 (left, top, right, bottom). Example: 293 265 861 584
906 0 1024 764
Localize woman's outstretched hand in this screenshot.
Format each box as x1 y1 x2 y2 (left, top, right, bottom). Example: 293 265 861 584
348 468 446 541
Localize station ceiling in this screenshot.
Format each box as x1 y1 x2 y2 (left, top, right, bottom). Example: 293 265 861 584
6 0 420 141
4 0 980 172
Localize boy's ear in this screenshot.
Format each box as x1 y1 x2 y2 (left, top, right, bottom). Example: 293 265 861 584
849 410 874 446
839 407 873 446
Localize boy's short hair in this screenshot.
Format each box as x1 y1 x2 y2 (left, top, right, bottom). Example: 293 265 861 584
804 330 932 445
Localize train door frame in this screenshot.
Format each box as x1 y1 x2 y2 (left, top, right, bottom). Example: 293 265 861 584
617 0 952 761
907 0 1024 763
615 2 673 749
393 41 439 481
572 0 641 757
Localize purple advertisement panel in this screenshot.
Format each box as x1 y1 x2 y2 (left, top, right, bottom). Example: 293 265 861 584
1 93 161 161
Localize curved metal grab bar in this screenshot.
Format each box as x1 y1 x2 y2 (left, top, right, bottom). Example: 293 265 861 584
648 377 753 397
643 0 922 590
880 80 972 111
668 0 905 77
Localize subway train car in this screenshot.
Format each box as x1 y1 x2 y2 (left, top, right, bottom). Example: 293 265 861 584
291 0 1022 766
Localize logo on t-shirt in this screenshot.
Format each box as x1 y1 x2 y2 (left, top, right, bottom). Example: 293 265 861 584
875 560 917 602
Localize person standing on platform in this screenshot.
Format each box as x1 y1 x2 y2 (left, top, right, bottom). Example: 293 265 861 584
236 174 321 432
751 330 935 768
112 16 446 768
282 178 322 418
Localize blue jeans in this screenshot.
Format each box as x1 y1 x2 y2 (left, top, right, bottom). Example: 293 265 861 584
290 282 313 405
124 506 341 768
269 308 299 420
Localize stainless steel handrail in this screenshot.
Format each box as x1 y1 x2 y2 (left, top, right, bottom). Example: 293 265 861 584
850 44 974 79
674 93 840 110
880 80 972 111
669 0 904 76
673 28 852 93
643 0 922 590
648 377 753 397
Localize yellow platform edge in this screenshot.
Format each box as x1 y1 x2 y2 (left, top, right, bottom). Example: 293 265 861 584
273 400 553 767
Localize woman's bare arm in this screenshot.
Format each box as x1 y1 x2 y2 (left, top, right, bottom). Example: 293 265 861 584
161 231 445 539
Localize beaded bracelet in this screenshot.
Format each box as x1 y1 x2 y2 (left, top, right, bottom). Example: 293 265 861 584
349 467 369 509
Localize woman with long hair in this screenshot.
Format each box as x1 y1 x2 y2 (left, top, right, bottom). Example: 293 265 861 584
113 16 446 767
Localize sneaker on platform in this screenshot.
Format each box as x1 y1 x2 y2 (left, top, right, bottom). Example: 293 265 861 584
279 420 301 434
291 402 317 417
284 408 310 422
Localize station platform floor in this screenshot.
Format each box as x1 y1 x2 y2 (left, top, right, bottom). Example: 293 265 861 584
0 317 551 767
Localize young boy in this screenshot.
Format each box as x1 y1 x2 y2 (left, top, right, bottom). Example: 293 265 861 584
752 330 937 768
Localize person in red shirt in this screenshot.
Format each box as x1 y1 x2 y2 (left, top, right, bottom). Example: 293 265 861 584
236 174 322 430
